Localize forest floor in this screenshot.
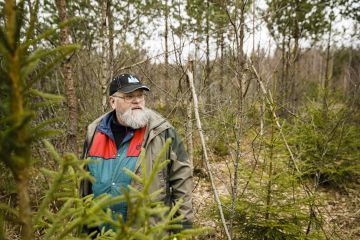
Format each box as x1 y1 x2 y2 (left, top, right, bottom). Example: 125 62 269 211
192 161 360 240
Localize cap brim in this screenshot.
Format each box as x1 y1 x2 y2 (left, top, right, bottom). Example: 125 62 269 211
118 84 150 94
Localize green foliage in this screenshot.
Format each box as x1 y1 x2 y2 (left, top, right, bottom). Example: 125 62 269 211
33 141 94 239
220 197 320 240
220 178 322 238
289 101 360 187
186 0 208 34
212 141 230 157
0 0 79 183
41 0 162 51
213 155 326 239
210 110 327 239
0 0 79 174
0 1 77 238
184 0 230 41
31 139 208 239
204 106 237 158
304 81 322 101
1 134 208 239
264 0 329 43
335 0 360 22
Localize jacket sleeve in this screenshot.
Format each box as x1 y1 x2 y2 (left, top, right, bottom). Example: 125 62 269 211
168 128 193 230
79 129 93 198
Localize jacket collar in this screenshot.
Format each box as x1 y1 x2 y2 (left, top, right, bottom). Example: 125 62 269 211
143 109 172 148
96 111 115 140
92 109 172 143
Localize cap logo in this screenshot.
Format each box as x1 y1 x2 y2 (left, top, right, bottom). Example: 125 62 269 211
128 75 139 83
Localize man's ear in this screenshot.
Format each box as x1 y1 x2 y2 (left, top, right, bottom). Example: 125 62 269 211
109 97 116 109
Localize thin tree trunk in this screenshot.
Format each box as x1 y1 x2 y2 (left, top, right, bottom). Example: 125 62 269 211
284 36 291 107
233 2 246 237
194 33 201 95
290 0 301 109
265 116 275 222
5 3 33 238
205 0 212 111
260 73 265 136
252 0 256 58
238 3 245 64
263 121 274 240
55 0 78 153
164 0 169 97
219 32 225 94
107 0 114 82
186 98 194 169
323 18 333 118
343 48 352 95
10 49 33 239
225 2 247 236
187 60 231 240
100 0 110 111
16 170 33 240
192 34 204 170
280 35 286 103
205 0 210 81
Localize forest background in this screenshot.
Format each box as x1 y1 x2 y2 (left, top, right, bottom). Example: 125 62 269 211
1 0 360 239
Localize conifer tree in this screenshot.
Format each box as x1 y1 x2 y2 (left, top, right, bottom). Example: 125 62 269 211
0 0 78 238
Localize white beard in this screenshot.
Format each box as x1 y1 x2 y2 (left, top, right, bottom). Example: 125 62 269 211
116 107 150 129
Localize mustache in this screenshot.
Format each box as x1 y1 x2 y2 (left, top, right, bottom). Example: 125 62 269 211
131 106 144 110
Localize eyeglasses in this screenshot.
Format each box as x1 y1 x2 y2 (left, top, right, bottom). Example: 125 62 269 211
112 93 146 102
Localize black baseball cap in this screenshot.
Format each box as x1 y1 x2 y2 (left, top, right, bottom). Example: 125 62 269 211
109 74 150 95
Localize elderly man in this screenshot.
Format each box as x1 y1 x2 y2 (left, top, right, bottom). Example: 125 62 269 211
80 73 193 234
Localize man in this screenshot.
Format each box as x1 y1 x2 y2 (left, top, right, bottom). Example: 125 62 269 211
80 73 193 234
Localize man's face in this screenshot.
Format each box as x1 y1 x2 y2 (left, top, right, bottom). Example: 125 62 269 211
109 89 146 114
109 89 149 128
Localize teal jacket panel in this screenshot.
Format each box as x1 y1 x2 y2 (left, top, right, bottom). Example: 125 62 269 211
88 130 138 222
